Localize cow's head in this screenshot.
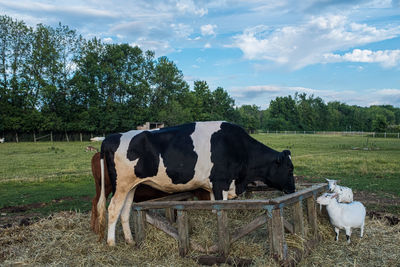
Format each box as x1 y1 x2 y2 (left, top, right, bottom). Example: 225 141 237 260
266 150 295 194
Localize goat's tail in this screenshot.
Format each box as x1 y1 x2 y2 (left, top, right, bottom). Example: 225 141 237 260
96 154 107 241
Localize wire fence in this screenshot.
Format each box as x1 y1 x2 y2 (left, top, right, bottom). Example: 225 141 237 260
1 130 399 143
258 130 400 138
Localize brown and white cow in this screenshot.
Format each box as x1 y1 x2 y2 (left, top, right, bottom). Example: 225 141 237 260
97 122 295 246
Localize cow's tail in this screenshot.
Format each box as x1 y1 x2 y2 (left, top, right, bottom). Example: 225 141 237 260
96 153 107 241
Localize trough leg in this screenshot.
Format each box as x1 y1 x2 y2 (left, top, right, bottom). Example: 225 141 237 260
292 200 305 237
306 195 318 240
268 208 287 261
133 209 146 247
177 210 189 257
217 210 230 257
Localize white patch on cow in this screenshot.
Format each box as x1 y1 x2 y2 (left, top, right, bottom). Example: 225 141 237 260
226 179 237 199
288 155 291 160
191 121 224 190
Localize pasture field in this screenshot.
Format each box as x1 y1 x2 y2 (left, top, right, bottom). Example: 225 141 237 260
1 134 400 215
0 135 400 266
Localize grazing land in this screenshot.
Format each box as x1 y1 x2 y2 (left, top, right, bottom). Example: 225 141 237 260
0 134 399 266
0 134 399 216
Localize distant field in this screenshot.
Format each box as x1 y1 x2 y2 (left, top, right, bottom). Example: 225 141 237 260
0 134 399 215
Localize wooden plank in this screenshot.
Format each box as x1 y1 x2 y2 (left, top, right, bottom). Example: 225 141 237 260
306 196 318 240
145 211 178 240
133 210 146 247
165 208 176 223
231 214 267 243
177 210 190 257
292 201 305 237
217 210 230 257
270 183 328 205
283 218 294 234
133 199 275 210
146 192 195 202
132 184 328 211
145 211 208 253
268 208 286 261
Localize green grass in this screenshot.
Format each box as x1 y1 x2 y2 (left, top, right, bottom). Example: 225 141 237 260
0 135 399 216
253 134 400 196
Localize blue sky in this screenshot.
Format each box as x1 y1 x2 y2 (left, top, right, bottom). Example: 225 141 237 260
1 0 400 108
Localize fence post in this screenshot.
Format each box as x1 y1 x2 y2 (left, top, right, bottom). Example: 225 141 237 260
384 132 386 138
292 200 304 237
80 133 83 142
50 131 53 142
268 208 286 261
217 210 230 257
306 195 318 240
398 133 399 139
133 209 146 247
33 132 36 143
177 210 189 257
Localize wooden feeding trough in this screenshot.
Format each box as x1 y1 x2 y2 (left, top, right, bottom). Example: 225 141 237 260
131 183 328 265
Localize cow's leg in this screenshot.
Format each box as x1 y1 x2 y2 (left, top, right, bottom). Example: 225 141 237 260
120 187 136 244
107 188 131 246
212 187 223 200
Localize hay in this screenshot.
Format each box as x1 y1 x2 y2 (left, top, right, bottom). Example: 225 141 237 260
1 206 399 266
299 216 400 266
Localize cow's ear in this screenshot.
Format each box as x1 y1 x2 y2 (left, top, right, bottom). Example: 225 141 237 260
276 150 291 164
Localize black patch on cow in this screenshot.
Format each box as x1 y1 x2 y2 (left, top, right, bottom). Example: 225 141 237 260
127 123 197 184
210 122 295 199
101 133 122 195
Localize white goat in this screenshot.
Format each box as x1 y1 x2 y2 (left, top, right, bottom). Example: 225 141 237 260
326 179 353 203
0 138 4 143
317 192 366 243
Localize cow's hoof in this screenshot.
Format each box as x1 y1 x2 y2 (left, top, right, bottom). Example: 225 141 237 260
125 238 134 244
107 240 116 246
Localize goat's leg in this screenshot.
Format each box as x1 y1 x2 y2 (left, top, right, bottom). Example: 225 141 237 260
334 227 339 241
345 227 352 243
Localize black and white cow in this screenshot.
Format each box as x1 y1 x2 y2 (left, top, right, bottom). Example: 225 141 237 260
97 121 295 246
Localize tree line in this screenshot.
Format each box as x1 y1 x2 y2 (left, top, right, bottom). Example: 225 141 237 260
1 15 399 138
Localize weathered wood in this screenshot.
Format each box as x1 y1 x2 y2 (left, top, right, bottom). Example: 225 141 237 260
283 218 294 234
145 211 178 240
146 192 195 202
133 210 146 246
145 211 209 253
268 208 286 261
177 210 189 257
292 201 305 237
231 214 267 243
271 184 328 205
132 184 328 211
165 208 176 223
306 196 318 240
217 210 230 257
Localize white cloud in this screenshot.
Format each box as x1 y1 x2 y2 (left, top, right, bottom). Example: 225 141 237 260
171 23 193 38
176 0 207 16
230 84 400 108
201 24 217 36
323 49 400 67
204 42 211 48
103 37 113 43
232 14 400 69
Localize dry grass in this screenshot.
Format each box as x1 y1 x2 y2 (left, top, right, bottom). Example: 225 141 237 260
1 208 399 266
